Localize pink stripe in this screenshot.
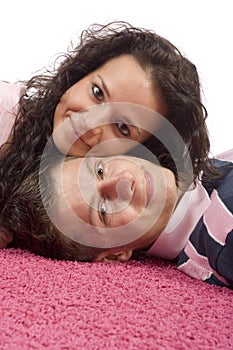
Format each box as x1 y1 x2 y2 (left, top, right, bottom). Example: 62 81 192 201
147 181 211 259
185 241 211 273
203 190 233 245
180 241 231 286
178 260 212 281
216 149 233 161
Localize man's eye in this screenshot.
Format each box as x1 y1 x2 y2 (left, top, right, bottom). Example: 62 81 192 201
100 201 107 217
116 122 130 137
96 162 104 179
92 85 104 101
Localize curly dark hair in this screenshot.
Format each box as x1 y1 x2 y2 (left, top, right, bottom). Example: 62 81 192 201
0 21 214 214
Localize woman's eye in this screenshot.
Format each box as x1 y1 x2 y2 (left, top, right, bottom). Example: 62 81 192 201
116 122 130 137
92 85 104 101
96 162 104 179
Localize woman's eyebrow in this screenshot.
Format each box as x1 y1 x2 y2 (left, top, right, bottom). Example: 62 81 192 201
97 74 110 98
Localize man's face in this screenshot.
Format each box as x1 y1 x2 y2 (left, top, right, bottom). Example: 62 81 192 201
49 155 178 253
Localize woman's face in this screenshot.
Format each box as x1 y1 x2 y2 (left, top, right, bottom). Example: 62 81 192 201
53 55 167 156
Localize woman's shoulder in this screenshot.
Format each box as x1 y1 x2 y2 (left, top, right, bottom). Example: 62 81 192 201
0 80 26 109
0 81 26 147
215 149 233 162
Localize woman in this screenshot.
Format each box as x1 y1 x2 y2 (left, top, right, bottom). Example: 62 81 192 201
0 21 214 214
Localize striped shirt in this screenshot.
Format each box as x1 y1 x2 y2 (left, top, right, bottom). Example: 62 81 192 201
147 149 233 288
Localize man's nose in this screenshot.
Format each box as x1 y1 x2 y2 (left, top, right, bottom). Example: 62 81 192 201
97 171 135 201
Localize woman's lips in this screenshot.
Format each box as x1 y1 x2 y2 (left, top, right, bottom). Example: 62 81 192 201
69 115 81 138
144 170 154 207
69 116 90 148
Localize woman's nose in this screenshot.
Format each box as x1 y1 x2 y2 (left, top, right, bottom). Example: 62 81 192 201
97 171 135 201
75 103 110 133
72 110 103 145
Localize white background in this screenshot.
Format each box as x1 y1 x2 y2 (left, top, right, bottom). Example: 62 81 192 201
1 0 232 155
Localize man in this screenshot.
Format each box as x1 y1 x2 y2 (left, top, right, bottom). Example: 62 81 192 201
1 149 233 288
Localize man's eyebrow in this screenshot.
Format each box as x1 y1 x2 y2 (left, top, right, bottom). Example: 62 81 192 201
84 157 97 226
97 74 110 98
88 204 97 227
85 157 114 228
85 158 108 228
88 203 114 229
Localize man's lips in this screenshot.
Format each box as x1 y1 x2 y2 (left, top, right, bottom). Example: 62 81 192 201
144 170 153 207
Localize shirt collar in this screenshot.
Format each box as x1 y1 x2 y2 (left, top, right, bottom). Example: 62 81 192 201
146 180 211 259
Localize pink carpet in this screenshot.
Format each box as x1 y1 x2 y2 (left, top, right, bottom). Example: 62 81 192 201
0 248 232 350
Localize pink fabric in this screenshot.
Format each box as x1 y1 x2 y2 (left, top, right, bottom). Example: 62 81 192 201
0 81 25 147
147 180 211 260
0 248 232 349
204 189 233 245
216 148 233 161
181 241 231 287
147 149 233 261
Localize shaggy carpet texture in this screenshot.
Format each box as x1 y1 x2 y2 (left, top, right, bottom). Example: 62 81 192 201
0 248 232 350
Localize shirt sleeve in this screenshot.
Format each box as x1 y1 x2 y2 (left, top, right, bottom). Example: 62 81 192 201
0 81 26 147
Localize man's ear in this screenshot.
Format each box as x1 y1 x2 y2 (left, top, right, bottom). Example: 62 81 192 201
95 248 133 262
0 230 13 248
